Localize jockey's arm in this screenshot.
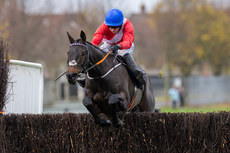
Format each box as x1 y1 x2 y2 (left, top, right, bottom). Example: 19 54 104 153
118 20 134 50
91 23 106 46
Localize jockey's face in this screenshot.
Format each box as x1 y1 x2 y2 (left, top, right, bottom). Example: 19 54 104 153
109 26 120 34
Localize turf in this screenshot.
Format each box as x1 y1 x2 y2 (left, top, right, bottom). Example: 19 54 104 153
161 104 230 113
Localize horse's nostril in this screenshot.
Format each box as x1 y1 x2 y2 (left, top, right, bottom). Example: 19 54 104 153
71 73 78 79
72 73 78 78
67 73 78 80
66 73 79 85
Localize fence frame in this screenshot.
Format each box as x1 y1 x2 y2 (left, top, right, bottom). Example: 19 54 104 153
5 60 43 114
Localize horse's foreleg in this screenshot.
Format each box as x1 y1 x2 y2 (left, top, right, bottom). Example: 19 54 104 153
108 94 122 128
82 97 111 127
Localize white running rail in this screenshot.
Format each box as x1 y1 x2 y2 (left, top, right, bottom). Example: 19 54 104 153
5 60 43 114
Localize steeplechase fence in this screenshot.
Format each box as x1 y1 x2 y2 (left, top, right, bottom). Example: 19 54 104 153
0 112 229 153
0 39 8 113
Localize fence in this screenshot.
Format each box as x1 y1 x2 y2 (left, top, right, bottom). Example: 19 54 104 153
149 75 230 106
0 40 8 112
187 76 230 105
5 60 43 114
1 112 229 153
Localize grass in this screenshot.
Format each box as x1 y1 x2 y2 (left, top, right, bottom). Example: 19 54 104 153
161 103 230 113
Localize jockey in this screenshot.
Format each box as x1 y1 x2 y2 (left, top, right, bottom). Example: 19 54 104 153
91 8 145 89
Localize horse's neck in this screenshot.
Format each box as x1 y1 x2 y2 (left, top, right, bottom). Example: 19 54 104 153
88 45 111 76
88 46 105 64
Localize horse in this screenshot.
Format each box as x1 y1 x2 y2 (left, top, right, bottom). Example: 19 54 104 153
66 30 155 127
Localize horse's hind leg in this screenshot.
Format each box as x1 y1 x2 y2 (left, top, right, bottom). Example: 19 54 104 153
83 97 112 127
108 94 122 128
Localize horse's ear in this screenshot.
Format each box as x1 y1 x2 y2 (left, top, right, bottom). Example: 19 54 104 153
80 30 86 43
67 32 75 44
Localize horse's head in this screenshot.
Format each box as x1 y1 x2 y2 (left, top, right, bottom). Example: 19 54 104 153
66 31 88 85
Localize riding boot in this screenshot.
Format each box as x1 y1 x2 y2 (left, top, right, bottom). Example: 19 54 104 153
123 54 145 89
77 75 85 88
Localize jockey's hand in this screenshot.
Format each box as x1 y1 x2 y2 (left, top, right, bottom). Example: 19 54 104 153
110 44 121 54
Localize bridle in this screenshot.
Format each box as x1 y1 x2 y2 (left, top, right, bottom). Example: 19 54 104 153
55 42 121 81
70 42 124 80
69 42 89 73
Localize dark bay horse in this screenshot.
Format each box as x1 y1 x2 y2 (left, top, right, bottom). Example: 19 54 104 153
66 31 155 127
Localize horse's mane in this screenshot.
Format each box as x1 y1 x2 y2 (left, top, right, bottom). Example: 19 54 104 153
87 41 101 50
75 39 103 52
76 39 124 63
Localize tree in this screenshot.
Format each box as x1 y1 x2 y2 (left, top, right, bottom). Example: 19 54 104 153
0 0 101 77
152 0 230 76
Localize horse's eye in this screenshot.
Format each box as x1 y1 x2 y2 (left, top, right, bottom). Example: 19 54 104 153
81 52 86 56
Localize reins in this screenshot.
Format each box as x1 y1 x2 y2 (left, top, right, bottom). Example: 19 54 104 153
85 50 112 72
55 47 113 81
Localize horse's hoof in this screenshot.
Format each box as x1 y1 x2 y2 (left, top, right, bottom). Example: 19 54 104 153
112 119 123 128
98 119 112 127
108 94 119 105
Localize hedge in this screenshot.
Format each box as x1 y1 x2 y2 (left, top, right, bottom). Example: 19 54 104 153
0 39 8 113
0 112 229 153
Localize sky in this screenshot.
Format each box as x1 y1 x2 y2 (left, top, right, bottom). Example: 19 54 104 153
23 0 230 16
99 0 160 14
24 0 160 16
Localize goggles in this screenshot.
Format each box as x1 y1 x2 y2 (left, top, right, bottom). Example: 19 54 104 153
108 26 120 29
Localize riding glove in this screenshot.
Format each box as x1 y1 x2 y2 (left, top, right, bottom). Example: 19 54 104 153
109 44 121 54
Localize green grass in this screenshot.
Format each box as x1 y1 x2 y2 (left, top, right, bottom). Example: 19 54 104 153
161 104 230 113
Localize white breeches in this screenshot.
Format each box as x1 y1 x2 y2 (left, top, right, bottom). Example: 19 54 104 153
100 43 134 56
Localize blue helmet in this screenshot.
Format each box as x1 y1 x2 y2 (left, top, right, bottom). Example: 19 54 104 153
105 9 124 26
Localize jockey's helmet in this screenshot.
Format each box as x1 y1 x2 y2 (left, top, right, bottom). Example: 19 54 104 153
105 9 124 26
